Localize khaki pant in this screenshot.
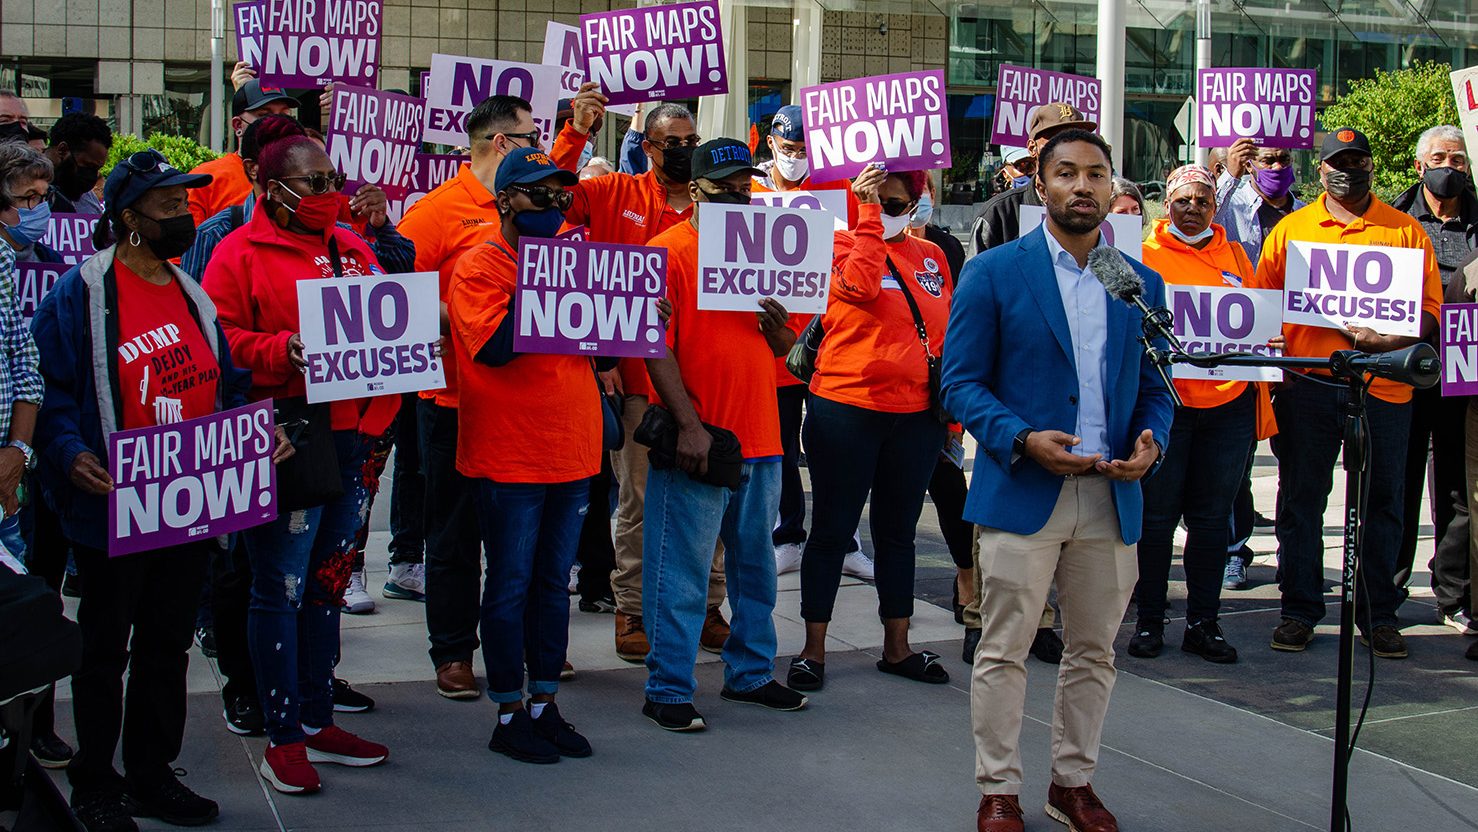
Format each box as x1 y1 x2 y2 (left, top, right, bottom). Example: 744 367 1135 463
964 525 1056 630
971 476 1137 794
610 394 726 615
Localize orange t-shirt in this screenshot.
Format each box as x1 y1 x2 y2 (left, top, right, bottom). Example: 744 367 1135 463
113 260 221 430
552 122 689 399
810 203 952 413
1250 194 1443 404
397 162 501 409
446 230 602 484
650 221 783 460
187 153 252 227
1142 218 1257 409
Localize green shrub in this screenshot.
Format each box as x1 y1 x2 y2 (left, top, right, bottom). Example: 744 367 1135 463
103 133 221 176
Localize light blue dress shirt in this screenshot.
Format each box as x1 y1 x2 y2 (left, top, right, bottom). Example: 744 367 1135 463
1214 172 1306 266
1042 229 1111 460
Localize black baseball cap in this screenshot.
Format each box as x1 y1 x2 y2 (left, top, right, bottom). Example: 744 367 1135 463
232 80 298 117
691 138 763 182
1320 127 1372 161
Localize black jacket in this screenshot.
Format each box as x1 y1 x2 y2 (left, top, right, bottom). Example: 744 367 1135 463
1390 180 1478 282
969 185 1042 257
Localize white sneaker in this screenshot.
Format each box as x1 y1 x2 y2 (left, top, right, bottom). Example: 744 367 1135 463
343 570 375 614
774 542 803 575
568 563 581 593
1439 609 1477 636
841 550 875 580
383 563 426 601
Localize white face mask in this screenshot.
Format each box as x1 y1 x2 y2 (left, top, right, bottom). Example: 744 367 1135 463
771 142 808 182
879 210 911 239
910 192 934 228
1169 221 1214 244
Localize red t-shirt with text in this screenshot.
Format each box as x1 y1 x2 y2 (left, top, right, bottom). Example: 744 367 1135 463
114 259 221 429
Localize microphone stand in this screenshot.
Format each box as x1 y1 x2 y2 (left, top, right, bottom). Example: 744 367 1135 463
1135 311 1387 832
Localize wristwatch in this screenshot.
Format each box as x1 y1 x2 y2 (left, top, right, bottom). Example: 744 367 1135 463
1013 428 1033 459
7 440 35 470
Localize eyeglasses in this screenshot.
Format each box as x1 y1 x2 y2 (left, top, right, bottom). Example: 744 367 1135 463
278 172 347 195
880 198 916 217
488 130 542 149
647 135 702 151
772 142 807 160
508 184 573 210
4 189 46 210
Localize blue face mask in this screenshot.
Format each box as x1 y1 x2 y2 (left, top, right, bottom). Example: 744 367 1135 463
512 207 565 238
910 192 934 228
4 202 51 248
1011 174 1032 189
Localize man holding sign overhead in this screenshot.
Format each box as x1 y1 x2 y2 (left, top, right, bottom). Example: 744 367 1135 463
1250 128 1444 660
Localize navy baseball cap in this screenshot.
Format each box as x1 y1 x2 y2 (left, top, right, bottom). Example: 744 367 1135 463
101 149 212 219
232 80 298 116
770 105 804 142
494 147 578 193
691 138 764 182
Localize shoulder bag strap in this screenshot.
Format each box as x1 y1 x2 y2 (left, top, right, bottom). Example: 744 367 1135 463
886 255 935 361
326 235 346 277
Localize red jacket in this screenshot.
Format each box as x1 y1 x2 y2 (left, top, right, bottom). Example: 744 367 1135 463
202 207 400 437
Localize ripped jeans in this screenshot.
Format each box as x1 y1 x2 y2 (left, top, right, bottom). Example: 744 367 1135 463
244 431 372 745
475 478 590 704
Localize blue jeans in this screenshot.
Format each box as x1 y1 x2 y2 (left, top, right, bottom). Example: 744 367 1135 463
643 461 781 704
0 511 26 562
476 478 590 704
244 431 372 745
1272 378 1410 630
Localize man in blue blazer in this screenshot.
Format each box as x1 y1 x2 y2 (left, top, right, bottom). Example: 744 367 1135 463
942 130 1174 832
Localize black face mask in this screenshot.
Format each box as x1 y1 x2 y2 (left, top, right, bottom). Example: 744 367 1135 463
133 212 198 261
1324 167 1372 202
1423 166 1472 201
700 190 750 206
58 159 100 201
657 146 694 184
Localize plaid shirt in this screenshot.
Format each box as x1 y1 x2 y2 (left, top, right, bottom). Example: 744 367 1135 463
0 245 44 441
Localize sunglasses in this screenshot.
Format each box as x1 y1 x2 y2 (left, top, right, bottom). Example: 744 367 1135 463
647 135 702 151
508 184 573 210
278 172 347 195
488 130 542 148
880 198 916 217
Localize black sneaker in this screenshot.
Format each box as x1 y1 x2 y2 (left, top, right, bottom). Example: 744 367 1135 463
1127 625 1164 659
224 696 266 736
72 789 139 832
530 702 592 758
30 730 74 769
488 709 559 764
578 595 617 614
332 678 375 713
194 628 218 659
642 699 706 732
1360 625 1408 659
719 680 808 711
1182 620 1238 664
1253 511 1275 528
1271 618 1314 652
125 769 219 827
1029 627 1064 664
962 627 981 664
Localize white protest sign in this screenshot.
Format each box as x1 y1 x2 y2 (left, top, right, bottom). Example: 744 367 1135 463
1019 205 1143 262
1452 65 1478 164
749 189 849 230
1284 241 1425 337
423 53 561 147
297 272 445 403
542 22 636 118
1167 285 1285 382
696 202 834 314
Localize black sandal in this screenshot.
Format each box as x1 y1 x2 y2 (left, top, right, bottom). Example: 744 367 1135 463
787 657 825 691
877 651 949 684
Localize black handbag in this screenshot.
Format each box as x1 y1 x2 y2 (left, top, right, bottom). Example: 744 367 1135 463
633 404 743 490
785 315 825 384
273 397 345 512
888 256 954 424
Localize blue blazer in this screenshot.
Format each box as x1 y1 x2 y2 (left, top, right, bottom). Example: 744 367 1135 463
940 226 1175 545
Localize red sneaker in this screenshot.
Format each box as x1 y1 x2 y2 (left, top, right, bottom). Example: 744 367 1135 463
259 742 321 794
304 725 389 767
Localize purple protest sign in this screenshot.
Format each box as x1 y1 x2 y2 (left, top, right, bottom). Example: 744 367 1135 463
39 213 99 265
1441 303 1478 396
235 0 265 67
423 53 561 147
800 70 950 182
558 225 588 243
579 0 728 107
326 85 426 200
1198 68 1316 149
385 153 465 224
1285 241 1426 337
14 262 65 323
515 239 667 359
107 401 278 557
259 0 381 88
989 65 1100 148
419 70 430 97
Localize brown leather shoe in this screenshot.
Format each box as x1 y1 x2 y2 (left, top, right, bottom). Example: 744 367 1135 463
615 611 649 662
435 661 479 700
1046 783 1118 832
976 795 1024 832
700 607 730 654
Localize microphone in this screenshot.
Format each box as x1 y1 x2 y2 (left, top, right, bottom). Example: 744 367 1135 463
1086 247 1183 352
1333 342 1441 389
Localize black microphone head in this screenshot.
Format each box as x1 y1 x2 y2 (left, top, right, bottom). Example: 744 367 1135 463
1087 246 1144 302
